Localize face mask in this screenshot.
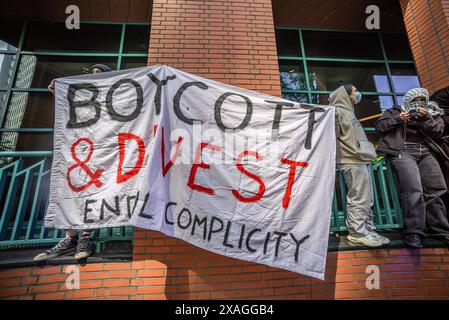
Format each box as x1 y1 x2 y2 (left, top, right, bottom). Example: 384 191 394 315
409 101 421 111
353 91 362 105
418 100 427 109
409 100 426 111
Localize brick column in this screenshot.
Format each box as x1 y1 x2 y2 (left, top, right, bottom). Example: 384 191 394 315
400 0 449 93
137 0 282 261
133 0 287 298
147 0 281 96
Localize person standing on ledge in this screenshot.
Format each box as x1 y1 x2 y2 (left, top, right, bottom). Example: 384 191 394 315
376 87 449 249
34 64 112 262
329 84 390 248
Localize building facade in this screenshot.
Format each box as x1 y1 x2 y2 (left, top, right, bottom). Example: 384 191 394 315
0 0 448 300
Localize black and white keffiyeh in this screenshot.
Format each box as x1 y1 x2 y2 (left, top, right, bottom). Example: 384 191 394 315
402 87 443 118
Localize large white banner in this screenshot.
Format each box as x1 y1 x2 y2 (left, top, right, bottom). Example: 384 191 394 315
45 65 336 279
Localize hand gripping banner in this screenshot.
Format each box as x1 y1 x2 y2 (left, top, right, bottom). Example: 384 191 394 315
45 65 336 279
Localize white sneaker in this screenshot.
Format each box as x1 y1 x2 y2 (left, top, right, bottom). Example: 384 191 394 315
347 234 384 247
370 231 390 245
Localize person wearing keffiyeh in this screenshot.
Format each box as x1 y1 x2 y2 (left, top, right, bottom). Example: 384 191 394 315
375 87 449 249
401 88 444 118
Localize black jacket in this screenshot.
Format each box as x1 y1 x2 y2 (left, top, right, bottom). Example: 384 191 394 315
375 105 445 156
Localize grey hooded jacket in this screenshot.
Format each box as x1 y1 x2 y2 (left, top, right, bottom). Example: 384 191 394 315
329 86 377 165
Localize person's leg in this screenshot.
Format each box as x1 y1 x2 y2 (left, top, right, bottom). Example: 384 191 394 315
66 229 78 238
81 229 93 237
389 152 427 238
34 230 78 261
340 164 372 237
418 149 449 238
75 229 94 260
340 164 383 247
363 164 376 233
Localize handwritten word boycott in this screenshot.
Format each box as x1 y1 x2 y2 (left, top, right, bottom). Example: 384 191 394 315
46 65 336 279
67 72 324 139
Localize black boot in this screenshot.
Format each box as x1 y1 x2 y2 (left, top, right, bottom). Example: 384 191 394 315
404 234 423 248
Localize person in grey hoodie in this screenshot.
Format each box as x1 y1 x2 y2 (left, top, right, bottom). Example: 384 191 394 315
329 84 390 247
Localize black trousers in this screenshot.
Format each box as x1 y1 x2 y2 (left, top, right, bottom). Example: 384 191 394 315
390 143 449 237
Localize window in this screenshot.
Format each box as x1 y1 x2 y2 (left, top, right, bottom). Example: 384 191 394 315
276 28 420 123
302 31 383 60
121 57 149 70
275 29 301 57
15 55 119 89
123 25 151 53
0 19 22 51
308 61 388 92
23 21 122 53
389 64 420 95
382 33 414 60
0 20 150 161
282 93 308 103
279 60 306 91
0 54 17 89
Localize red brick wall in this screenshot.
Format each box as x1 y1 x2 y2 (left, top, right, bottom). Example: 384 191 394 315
401 0 449 93
147 0 281 96
1 247 449 299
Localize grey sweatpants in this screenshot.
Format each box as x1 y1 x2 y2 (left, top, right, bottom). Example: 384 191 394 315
338 164 376 237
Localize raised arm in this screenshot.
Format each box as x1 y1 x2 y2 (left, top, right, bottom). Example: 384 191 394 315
375 109 408 134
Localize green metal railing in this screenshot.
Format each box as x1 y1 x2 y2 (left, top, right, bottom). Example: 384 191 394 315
331 157 403 232
0 20 148 250
0 157 134 250
0 154 403 249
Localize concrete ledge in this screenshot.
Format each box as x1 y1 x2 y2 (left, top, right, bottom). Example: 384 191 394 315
329 232 449 251
0 232 447 270
0 248 132 269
